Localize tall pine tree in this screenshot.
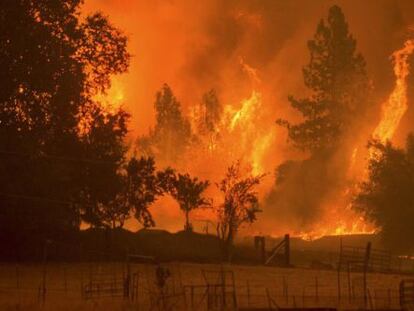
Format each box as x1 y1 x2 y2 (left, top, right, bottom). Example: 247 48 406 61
277 5 370 153
268 6 372 231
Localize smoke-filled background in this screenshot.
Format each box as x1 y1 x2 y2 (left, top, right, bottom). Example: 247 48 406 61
83 0 414 236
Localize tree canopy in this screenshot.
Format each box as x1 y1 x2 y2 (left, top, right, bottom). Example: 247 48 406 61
0 0 130 253
354 136 414 252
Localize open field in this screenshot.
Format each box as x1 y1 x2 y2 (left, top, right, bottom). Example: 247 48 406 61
0 261 410 311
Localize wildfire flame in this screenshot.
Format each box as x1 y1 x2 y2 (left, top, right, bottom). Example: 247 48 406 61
185 88 277 229
186 60 277 214
224 90 276 176
373 40 414 143
299 216 374 241
227 91 261 131
95 77 126 112
100 37 414 238
298 39 414 240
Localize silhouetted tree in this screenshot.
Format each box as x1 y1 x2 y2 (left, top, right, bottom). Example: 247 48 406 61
125 157 159 227
0 0 130 255
96 192 130 229
354 136 414 252
94 157 176 230
137 84 192 163
277 5 370 154
170 173 211 231
216 162 264 261
80 105 130 227
125 157 175 228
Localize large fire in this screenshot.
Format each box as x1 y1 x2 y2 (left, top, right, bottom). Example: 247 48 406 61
122 39 414 237
373 40 414 143
111 38 414 238
83 1 414 237
224 91 276 176
298 39 414 240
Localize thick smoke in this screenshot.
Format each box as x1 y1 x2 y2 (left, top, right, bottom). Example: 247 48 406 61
84 0 414 234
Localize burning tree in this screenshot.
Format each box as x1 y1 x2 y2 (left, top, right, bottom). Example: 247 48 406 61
216 162 264 261
170 173 211 231
195 89 223 151
354 135 414 252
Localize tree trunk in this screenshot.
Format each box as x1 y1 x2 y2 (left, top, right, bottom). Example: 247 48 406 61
225 229 234 262
184 210 192 232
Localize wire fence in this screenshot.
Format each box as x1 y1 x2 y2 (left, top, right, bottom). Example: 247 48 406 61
0 261 411 310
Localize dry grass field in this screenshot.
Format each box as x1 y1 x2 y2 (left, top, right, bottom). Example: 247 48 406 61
0 261 410 311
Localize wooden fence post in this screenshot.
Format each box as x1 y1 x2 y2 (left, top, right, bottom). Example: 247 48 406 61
284 234 290 267
364 242 372 308
15 264 19 289
302 288 305 308
191 285 195 310
387 288 392 308
246 280 251 308
337 237 343 303
283 276 289 304
63 265 67 294
315 276 319 303
41 240 48 306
